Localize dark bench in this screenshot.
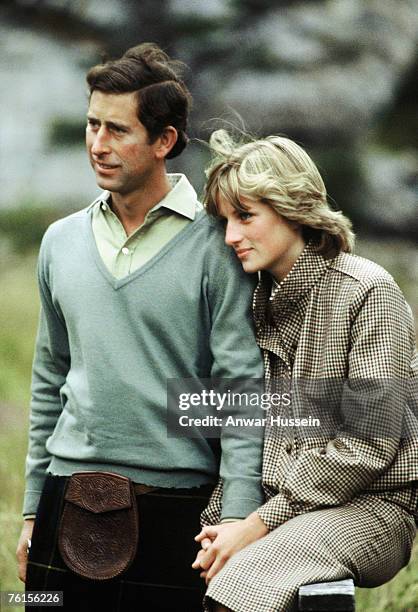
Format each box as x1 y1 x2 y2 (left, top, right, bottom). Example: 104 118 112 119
298 579 355 611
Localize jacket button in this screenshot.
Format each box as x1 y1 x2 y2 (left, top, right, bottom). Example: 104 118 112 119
319 448 327 456
285 443 293 454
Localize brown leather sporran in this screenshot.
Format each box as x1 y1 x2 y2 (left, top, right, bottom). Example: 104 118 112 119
58 471 138 580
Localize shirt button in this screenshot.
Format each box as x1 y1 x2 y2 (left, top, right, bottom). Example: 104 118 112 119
101 203 108 211
121 247 130 255
285 443 293 454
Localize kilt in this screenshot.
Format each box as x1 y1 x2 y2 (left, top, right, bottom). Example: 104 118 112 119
205 492 417 612
26 474 212 611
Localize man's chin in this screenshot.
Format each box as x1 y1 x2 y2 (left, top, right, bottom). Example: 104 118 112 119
95 175 116 191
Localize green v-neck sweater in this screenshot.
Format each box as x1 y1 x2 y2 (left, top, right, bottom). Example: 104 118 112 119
23 208 264 518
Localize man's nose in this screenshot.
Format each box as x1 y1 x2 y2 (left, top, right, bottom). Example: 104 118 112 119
91 128 111 157
224 221 242 246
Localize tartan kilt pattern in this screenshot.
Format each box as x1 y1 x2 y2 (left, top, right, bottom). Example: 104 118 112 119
26 475 212 612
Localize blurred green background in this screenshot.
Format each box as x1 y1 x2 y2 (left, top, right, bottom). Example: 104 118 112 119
1 0 417 610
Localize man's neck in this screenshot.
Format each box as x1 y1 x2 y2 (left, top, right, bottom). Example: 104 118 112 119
110 173 172 236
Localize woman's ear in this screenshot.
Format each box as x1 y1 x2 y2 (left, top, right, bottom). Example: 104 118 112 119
289 220 301 230
154 126 178 160
271 207 300 232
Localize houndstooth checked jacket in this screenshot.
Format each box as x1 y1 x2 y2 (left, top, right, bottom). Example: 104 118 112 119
202 243 418 530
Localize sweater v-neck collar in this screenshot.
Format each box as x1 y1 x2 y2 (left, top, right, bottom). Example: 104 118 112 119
84 207 206 290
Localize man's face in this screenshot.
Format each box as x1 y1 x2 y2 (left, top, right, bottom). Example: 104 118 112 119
86 90 158 196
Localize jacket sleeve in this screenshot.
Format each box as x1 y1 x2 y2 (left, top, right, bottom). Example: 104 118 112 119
23 233 70 516
204 224 265 521
257 276 415 531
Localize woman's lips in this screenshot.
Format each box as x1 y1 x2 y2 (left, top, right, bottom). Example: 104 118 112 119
235 248 252 259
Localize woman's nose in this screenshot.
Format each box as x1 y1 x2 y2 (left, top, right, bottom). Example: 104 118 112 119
225 221 242 246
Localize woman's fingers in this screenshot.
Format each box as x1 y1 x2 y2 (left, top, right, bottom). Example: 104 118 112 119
191 548 206 569
195 525 219 542
201 537 212 550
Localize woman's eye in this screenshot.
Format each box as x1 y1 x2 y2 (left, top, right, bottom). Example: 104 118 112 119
239 212 252 221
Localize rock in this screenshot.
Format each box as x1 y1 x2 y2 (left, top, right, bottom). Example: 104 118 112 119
0 21 98 208
216 0 418 138
169 0 233 20
2 0 417 236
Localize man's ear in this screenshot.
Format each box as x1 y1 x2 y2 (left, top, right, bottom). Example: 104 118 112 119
154 126 178 160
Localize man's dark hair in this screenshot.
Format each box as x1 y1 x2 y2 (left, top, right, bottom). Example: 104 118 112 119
86 43 192 159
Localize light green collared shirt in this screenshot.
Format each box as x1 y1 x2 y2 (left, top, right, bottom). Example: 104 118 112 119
90 174 201 279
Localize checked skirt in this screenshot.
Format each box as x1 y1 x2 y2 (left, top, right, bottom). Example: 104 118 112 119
205 491 417 612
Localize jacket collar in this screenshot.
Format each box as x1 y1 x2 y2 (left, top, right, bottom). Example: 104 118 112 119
253 243 334 364
254 243 332 322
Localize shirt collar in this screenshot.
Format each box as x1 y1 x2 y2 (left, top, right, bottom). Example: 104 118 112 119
87 192 109 212
87 173 199 220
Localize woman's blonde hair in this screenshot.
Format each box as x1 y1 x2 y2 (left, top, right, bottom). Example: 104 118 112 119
204 129 355 256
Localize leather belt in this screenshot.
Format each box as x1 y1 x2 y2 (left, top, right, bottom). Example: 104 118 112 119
133 483 159 495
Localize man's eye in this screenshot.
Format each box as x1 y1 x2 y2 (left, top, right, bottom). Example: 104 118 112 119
87 120 99 129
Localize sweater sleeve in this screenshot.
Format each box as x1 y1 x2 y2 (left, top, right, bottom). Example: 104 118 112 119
205 227 265 520
257 277 415 530
23 233 70 516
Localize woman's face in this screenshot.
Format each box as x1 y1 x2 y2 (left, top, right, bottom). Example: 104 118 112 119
218 196 305 281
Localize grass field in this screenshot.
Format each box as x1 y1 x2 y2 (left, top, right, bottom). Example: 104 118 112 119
0 252 37 608
0 240 417 611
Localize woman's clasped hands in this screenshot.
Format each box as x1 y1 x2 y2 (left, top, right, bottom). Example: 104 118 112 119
192 511 269 583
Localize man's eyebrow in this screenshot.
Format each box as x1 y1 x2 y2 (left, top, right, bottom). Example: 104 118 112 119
107 120 130 130
86 115 130 130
